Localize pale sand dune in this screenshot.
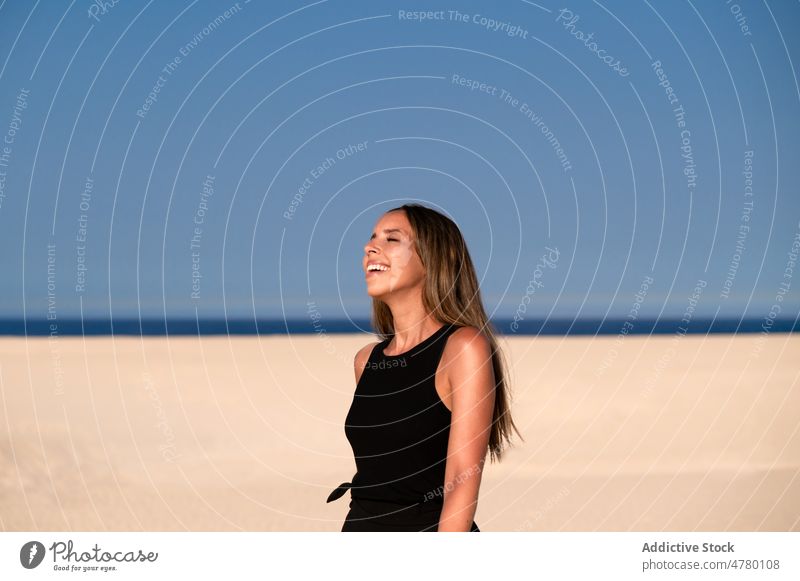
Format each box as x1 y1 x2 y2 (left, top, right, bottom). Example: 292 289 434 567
0 332 797 531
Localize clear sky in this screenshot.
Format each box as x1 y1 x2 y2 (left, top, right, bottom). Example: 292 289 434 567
0 0 798 323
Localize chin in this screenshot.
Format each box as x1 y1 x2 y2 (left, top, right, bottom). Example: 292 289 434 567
366 288 388 300
365 281 393 300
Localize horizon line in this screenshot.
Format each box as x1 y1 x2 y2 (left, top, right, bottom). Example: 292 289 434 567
0 317 796 336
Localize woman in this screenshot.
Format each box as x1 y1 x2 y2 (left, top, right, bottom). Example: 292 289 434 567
327 203 522 531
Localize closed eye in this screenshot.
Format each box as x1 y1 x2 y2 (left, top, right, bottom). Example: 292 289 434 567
368 232 403 243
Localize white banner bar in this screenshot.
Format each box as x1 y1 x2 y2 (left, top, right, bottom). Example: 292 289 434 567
2 532 797 580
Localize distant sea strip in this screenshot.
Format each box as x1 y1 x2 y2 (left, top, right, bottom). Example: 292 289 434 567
0 318 796 336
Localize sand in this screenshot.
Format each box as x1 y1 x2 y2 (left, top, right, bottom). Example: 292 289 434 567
0 332 797 531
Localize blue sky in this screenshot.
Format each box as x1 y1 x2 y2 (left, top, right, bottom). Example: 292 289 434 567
0 0 798 323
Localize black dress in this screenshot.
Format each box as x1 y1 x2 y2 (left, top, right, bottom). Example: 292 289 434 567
327 323 480 532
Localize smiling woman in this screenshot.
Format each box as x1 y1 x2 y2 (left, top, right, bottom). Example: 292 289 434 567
327 203 523 532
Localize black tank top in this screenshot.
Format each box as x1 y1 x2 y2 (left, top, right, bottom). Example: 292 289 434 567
327 323 461 506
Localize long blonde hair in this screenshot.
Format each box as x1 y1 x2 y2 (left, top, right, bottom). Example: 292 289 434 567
370 203 523 463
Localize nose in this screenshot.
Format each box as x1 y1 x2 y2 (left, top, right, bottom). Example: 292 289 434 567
364 239 380 257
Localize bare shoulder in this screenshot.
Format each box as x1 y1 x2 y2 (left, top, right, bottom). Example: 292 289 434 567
354 340 381 385
439 326 495 406
440 325 493 375
445 325 492 359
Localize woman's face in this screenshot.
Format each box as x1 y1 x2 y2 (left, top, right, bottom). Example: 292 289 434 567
363 211 426 300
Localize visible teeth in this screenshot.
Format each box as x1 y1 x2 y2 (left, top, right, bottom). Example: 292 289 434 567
368 264 390 271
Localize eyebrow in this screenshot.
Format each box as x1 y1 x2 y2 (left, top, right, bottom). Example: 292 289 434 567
369 228 406 239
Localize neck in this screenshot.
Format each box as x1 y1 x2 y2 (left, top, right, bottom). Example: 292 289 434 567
389 311 443 348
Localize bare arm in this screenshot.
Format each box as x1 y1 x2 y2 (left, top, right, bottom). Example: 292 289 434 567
437 327 495 532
